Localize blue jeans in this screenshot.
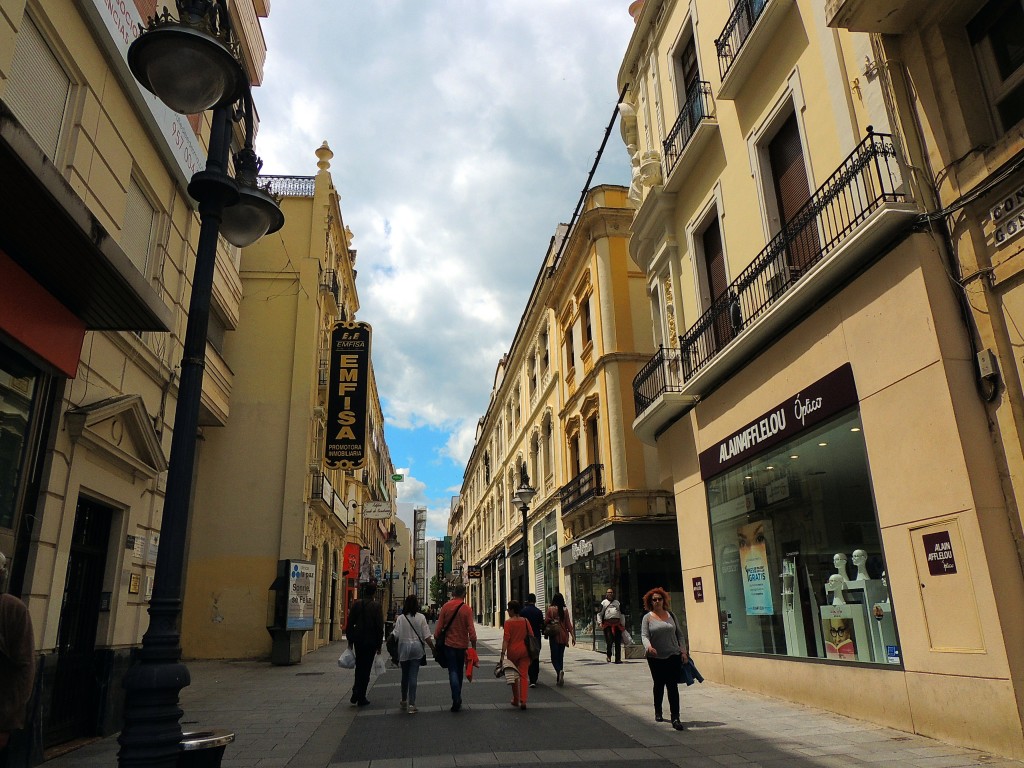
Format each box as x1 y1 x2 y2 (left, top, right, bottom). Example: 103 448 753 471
400 658 423 705
444 646 466 703
550 639 566 672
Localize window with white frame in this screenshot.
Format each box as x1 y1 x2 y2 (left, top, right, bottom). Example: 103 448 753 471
969 0 1024 132
123 176 158 276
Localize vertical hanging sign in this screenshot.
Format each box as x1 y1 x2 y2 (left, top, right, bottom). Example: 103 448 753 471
325 321 371 469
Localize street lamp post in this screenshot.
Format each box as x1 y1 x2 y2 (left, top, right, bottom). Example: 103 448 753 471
512 466 537 602
118 4 283 766
386 523 398 618
402 566 408 602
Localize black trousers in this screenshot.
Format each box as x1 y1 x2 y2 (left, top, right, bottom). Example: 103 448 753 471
647 654 683 720
351 644 377 702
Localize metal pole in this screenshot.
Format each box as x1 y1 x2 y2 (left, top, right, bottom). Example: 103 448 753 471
118 103 237 767
522 506 529 601
387 546 395 617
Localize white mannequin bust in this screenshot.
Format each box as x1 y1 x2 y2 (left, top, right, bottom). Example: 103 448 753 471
825 573 847 605
833 552 849 582
852 549 870 581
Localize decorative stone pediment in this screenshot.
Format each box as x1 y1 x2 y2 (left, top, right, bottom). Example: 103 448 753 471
66 395 168 479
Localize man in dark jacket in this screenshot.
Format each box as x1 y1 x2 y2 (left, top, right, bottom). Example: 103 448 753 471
520 593 544 687
345 582 384 707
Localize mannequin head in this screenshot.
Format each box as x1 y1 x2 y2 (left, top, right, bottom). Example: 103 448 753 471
826 573 847 604
852 549 869 580
833 552 849 578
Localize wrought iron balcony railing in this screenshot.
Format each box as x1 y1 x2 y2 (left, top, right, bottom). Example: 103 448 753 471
633 346 687 417
560 463 604 515
715 0 770 82
633 130 905 419
663 82 714 178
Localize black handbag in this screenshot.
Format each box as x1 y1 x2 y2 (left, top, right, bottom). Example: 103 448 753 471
433 604 465 668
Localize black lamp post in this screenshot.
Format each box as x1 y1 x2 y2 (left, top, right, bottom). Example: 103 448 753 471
118 3 283 766
386 522 398 618
512 466 536 602
402 565 408 601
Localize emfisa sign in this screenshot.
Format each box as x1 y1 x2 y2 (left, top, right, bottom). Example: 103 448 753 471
325 321 371 469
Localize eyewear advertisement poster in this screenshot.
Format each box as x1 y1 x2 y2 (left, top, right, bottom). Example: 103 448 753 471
286 560 316 631
738 519 774 615
820 603 872 662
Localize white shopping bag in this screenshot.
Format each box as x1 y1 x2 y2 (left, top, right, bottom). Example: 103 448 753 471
337 647 356 669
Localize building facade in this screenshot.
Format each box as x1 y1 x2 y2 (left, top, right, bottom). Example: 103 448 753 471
621 0 1024 756
0 0 273 752
181 144 396 660
457 186 673 642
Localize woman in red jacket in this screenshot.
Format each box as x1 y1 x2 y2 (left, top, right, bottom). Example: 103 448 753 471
499 599 535 709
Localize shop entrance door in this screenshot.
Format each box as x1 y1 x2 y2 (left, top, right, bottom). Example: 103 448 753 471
571 561 597 650
47 497 111 747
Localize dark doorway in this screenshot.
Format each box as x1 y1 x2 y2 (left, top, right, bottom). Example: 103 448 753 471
46 497 112 747
703 218 732 351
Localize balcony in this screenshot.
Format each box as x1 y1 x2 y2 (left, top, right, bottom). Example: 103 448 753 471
825 0 961 33
632 130 918 444
716 0 792 100
318 355 329 392
663 82 717 191
560 463 604 516
319 269 340 314
310 470 348 527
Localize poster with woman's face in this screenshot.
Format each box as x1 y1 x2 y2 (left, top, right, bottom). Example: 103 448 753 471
738 519 774 615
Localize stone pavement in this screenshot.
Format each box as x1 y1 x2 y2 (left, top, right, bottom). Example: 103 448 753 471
46 624 1024 767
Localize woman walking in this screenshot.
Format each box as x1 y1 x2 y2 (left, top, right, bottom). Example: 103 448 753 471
641 587 688 731
390 594 434 713
499 599 535 709
544 592 575 686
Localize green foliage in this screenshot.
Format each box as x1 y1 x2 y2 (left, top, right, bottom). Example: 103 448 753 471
429 575 443 606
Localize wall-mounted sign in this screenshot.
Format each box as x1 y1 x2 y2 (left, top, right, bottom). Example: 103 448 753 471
570 538 594 562
692 576 704 603
286 560 316 631
325 321 371 469
922 530 957 576
466 565 483 578
990 183 1024 247
699 364 858 479
392 473 404 482
362 501 391 519
128 573 141 595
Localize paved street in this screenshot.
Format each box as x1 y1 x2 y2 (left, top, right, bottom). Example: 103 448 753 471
48 624 1024 768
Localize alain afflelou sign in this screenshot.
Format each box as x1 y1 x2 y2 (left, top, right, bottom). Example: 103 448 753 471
325 321 371 469
698 364 859 479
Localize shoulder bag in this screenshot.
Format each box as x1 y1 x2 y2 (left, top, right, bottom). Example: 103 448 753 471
525 619 541 661
406 614 429 667
433 603 465 668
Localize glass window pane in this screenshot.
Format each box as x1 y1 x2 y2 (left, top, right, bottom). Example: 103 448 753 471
708 410 900 666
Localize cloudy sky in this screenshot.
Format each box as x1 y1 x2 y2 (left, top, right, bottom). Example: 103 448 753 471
255 2 636 538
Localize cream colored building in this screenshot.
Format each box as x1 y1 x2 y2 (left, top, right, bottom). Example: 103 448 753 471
182 144 397 660
0 0 272 751
620 0 1024 756
457 186 671 643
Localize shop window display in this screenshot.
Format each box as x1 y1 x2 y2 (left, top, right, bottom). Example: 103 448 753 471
708 410 900 665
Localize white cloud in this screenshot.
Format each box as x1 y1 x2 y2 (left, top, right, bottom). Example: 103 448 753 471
257 2 634 494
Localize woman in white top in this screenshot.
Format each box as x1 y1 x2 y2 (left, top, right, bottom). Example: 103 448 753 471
641 587 688 730
390 594 434 713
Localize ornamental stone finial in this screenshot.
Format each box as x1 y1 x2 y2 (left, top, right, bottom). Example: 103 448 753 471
316 141 333 172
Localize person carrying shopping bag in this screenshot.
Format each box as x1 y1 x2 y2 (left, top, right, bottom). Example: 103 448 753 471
389 594 434 714
544 592 575 686
641 587 688 731
499 600 536 710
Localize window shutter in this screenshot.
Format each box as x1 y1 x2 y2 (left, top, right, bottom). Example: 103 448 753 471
122 177 156 275
6 16 70 159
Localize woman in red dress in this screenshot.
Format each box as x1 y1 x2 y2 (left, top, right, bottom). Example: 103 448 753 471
500 599 535 709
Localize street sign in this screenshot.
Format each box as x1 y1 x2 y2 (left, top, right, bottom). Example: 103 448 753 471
362 501 391 519
392 473 404 482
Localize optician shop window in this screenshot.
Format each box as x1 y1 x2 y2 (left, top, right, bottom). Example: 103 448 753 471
708 410 901 666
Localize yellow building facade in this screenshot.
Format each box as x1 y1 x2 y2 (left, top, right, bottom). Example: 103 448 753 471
182 143 397 661
0 0 272 751
621 0 1024 756
457 187 672 645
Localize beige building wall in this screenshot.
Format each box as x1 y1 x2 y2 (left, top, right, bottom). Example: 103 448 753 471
183 144 396 660
621 0 1024 756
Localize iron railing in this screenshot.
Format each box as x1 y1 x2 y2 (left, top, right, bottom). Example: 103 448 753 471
633 346 687 417
663 82 714 178
715 0 770 82
319 269 340 306
633 130 905 418
259 174 315 197
560 463 603 515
